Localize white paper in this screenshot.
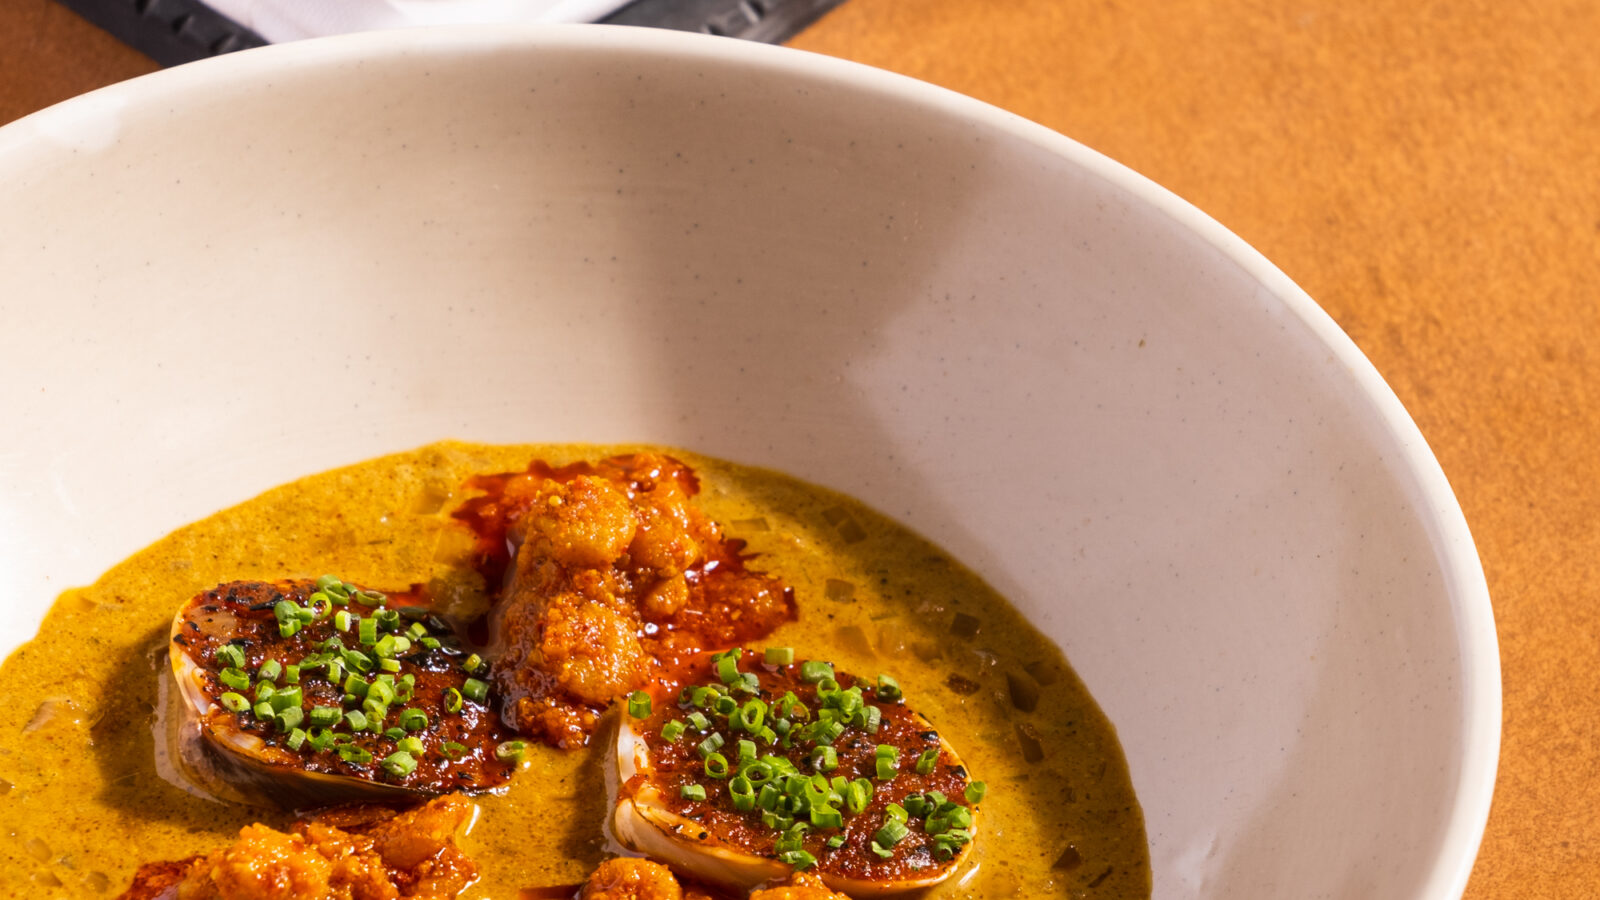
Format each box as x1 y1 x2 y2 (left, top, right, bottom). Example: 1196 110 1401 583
206 0 632 43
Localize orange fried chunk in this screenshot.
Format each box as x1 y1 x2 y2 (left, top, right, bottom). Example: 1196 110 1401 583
454 453 795 748
117 795 477 900
573 859 837 900
748 872 854 900
577 857 712 900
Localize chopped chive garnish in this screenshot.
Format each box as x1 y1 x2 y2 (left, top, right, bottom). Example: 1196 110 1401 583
811 745 838 772
730 775 756 811
876 753 898 781
215 644 246 669
219 692 249 713
846 779 873 815
704 752 731 779
254 681 276 702
778 849 817 871
915 747 940 775
440 742 468 759
462 653 484 675
399 709 428 732
661 720 687 742
826 835 846 849
874 818 909 847
496 741 528 763
285 727 308 750
716 654 741 684
334 610 353 632
284 664 300 684
697 733 726 759
358 617 379 646
355 589 385 607
419 636 441 650
870 841 893 859
218 668 251 691
379 658 401 673
381 751 417 777
443 687 463 714
686 711 711 732
861 705 882 734
680 784 707 802
764 647 795 665
810 805 843 829
309 706 341 727
876 674 903 702
273 706 304 732
367 678 396 707
257 659 283 683
713 694 738 716
799 660 834 683
462 678 489 704
308 728 336 753
627 690 652 719
964 781 987 805
342 649 373 674
344 710 368 731
397 736 425 756
384 726 406 741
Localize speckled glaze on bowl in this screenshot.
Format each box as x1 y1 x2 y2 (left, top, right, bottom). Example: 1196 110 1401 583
0 25 1497 900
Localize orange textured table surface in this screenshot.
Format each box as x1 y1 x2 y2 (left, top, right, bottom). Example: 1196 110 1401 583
2 1 1595 898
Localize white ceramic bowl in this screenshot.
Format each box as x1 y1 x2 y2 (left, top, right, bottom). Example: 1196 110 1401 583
0 25 1497 900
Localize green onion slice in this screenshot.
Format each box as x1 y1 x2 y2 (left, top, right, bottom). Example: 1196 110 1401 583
704 752 731 779
799 660 834 683
627 690 652 719
381 750 417 777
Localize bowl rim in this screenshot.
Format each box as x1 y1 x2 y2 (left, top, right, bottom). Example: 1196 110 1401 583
0 23 1500 900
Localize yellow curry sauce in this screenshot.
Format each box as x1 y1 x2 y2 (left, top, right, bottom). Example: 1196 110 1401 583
0 442 1149 899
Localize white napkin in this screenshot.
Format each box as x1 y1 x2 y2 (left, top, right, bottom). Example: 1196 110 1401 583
206 0 632 43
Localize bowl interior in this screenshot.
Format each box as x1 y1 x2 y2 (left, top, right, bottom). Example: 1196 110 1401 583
0 26 1496 900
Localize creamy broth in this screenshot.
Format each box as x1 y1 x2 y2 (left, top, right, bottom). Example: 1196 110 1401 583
0 442 1149 899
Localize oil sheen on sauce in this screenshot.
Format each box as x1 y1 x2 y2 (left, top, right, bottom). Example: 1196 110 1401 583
0 442 1150 899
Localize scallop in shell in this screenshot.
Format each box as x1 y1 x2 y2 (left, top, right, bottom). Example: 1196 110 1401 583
168 578 520 807
610 649 981 895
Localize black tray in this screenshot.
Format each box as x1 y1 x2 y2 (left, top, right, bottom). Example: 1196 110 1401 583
56 0 845 67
